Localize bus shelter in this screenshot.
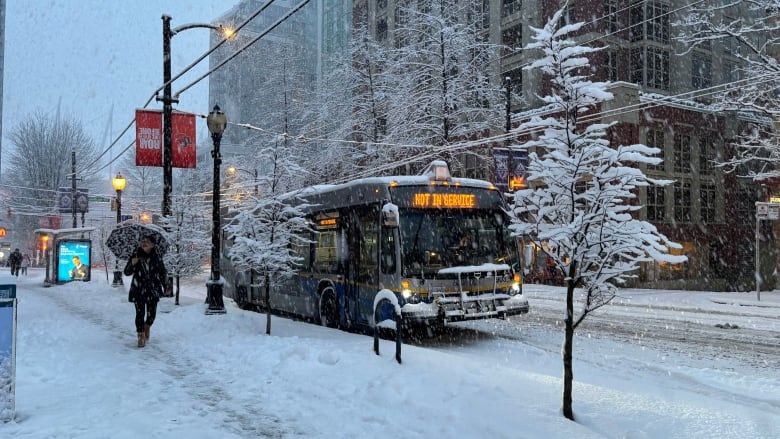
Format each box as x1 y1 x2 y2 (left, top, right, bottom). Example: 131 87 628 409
33 228 95 287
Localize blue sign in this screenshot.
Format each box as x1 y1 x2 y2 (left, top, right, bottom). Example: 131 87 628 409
0 282 17 421
57 240 92 283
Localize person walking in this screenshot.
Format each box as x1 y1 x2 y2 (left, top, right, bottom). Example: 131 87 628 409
124 236 171 348
8 248 22 277
20 255 29 276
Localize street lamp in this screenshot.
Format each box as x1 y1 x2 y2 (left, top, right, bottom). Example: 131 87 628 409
111 172 127 287
159 15 233 219
227 165 259 195
206 104 228 315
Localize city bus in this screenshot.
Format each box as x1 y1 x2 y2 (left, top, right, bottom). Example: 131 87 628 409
221 160 529 335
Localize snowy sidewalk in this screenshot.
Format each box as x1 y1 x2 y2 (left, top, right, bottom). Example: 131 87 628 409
6 274 282 438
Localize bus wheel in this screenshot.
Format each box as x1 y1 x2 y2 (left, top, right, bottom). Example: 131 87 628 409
319 288 339 329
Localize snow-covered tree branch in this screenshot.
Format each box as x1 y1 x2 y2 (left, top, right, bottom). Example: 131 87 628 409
510 5 687 421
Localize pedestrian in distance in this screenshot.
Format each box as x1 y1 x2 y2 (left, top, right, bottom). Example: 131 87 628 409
8 248 22 277
21 254 29 276
124 236 171 348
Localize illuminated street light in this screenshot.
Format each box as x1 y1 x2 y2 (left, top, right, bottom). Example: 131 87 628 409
158 15 233 219
111 172 127 287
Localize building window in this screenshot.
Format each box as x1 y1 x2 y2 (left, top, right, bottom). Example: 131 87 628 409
700 183 716 224
646 128 665 171
605 0 618 34
673 132 691 173
502 0 522 18
630 1 670 43
699 134 716 175
692 52 712 90
502 23 522 56
647 47 669 89
674 181 691 223
631 47 670 90
647 185 665 221
606 49 618 81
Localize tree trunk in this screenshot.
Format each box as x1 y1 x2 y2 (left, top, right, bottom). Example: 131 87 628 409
562 279 575 421
265 274 271 335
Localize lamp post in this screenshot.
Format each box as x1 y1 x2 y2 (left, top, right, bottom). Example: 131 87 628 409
206 104 228 315
42 235 51 287
159 15 232 218
111 172 127 287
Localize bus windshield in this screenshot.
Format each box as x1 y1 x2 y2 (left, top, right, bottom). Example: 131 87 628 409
399 208 517 275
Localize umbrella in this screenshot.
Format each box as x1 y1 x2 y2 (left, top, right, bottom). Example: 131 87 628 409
106 223 169 260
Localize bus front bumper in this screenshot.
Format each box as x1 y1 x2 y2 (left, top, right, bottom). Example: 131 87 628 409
401 294 529 325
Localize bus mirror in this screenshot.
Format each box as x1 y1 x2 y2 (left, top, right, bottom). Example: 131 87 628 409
383 210 398 228
382 203 399 228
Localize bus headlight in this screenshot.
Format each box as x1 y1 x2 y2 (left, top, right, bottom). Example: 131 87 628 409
401 279 422 304
510 273 522 296
403 291 422 304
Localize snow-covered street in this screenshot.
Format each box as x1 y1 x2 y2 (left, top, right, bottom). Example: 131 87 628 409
1 269 779 438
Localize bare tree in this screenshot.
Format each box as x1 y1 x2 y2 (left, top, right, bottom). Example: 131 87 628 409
676 0 780 178
386 0 505 175
5 110 101 244
224 136 313 335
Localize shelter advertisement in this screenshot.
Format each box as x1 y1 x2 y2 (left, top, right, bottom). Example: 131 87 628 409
0 282 17 422
57 240 92 283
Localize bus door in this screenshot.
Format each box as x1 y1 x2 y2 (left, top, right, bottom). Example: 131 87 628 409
344 207 380 327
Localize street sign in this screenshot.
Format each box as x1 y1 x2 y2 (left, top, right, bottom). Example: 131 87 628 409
755 202 780 220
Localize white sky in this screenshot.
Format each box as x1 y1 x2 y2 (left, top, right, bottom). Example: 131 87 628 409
1 270 778 437
1 1 238 172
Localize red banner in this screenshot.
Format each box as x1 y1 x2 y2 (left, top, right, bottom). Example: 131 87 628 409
135 109 163 167
172 111 197 168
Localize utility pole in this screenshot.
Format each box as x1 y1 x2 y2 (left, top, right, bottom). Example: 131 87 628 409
71 149 77 228
159 15 177 218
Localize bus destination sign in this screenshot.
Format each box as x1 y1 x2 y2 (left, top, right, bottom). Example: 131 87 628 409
412 193 476 209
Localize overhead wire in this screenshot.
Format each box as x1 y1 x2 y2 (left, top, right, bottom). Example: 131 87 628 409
79 0 762 190
84 0 705 175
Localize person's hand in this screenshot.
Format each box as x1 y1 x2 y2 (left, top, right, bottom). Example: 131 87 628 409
131 257 139 266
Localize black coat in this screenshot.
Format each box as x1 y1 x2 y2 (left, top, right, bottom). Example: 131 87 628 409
124 248 168 303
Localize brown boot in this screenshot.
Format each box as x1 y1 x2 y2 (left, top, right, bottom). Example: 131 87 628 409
144 324 151 342
137 332 146 348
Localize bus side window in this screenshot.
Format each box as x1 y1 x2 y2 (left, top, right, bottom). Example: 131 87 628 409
314 230 338 273
380 227 396 274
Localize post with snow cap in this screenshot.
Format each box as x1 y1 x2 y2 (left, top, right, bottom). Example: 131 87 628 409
206 104 227 315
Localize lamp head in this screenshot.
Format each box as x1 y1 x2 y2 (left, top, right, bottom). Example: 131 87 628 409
207 104 228 135
112 172 127 191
